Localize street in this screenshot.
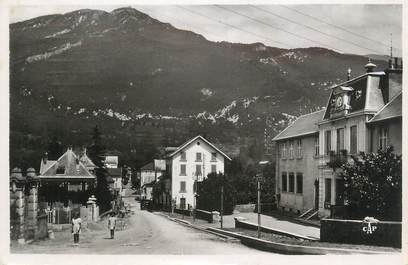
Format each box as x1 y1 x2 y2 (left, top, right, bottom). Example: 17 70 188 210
11 197 262 254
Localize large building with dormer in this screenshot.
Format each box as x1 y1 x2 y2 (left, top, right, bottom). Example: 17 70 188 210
273 58 402 218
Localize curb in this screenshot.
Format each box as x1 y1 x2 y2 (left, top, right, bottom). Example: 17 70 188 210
155 212 238 242
234 217 319 241
207 227 398 255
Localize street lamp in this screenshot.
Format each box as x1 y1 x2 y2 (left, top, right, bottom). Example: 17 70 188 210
256 160 269 238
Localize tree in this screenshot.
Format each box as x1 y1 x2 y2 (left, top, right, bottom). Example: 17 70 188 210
339 146 401 221
47 136 64 160
87 125 112 212
196 172 236 215
226 158 276 205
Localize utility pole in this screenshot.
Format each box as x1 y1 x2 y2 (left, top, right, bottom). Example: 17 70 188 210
257 160 269 239
220 174 224 229
193 175 197 222
257 176 261 238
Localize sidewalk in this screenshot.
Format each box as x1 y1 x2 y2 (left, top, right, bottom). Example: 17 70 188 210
164 211 320 239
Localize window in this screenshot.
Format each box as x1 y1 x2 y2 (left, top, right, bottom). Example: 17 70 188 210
180 181 186 193
379 126 388 150
180 164 186 176
211 152 217 161
211 164 217 173
336 128 344 152
281 143 287 158
289 173 295 192
289 141 294 159
314 136 320 157
56 165 65 175
350 125 357 154
195 164 202 176
180 151 186 161
325 130 332 155
325 179 332 207
369 128 374 153
296 139 302 158
296 173 303 194
281 173 287 192
196 152 202 162
335 179 345 205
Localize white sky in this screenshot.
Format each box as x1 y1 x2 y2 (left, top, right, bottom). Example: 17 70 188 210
8 4 403 57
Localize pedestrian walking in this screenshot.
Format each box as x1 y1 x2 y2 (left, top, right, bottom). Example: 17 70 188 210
108 212 117 239
71 213 82 245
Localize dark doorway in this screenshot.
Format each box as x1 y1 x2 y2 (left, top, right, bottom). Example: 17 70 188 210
314 179 319 209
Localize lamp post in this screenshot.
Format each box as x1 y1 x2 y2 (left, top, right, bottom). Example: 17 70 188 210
257 160 269 239
220 173 224 229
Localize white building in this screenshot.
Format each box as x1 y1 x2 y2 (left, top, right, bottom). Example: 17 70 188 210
166 135 231 210
104 156 122 195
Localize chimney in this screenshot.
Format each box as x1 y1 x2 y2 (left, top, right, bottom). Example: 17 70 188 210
43 152 48 164
364 58 376 73
347 67 352 80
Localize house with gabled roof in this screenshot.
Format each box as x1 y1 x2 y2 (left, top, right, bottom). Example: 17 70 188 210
166 135 232 210
273 58 402 218
39 147 96 203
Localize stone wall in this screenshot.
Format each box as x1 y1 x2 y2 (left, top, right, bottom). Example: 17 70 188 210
195 209 213 223
320 218 401 248
10 167 48 244
234 204 255 213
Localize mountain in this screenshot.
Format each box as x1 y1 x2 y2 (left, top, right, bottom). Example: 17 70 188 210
9 7 388 170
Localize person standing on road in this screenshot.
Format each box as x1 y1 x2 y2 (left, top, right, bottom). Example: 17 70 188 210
108 212 117 239
71 213 82 245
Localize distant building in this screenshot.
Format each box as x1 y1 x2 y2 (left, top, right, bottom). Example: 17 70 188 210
104 156 118 168
273 58 402 218
104 156 123 195
165 135 231 210
139 160 165 200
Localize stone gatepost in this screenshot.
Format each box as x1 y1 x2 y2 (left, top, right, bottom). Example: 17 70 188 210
10 168 26 244
87 195 97 222
25 168 40 240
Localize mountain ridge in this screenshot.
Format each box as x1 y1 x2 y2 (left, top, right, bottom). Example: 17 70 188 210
9 7 388 169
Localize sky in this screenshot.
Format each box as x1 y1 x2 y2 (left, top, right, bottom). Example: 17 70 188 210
9 4 403 57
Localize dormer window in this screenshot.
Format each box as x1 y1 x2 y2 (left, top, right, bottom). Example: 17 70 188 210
56 165 65 175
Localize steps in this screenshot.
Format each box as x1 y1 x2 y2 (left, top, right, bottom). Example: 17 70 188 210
299 208 319 220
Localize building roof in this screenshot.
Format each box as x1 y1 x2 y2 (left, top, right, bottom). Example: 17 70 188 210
368 92 402 123
79 152 96 169
272 110 325 141
167 135 232 161
140 162 154 171
40 148 96 180
40 160 57 175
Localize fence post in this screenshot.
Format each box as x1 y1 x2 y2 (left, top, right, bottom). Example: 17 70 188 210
10 168 26 244
26 168 40 240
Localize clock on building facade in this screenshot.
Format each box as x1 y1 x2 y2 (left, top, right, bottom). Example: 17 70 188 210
329 86 353 118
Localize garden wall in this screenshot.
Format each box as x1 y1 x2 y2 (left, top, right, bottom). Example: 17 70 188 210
320 219 401 248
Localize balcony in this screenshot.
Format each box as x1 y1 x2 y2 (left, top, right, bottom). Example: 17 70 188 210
318 150 350 169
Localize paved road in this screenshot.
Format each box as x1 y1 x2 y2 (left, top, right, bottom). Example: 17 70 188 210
12 197 262 254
